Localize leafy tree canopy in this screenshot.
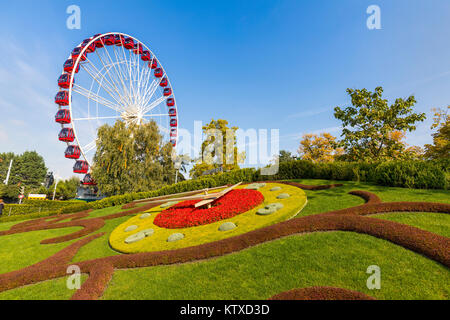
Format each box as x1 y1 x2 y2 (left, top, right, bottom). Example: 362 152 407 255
47 177 80 200
0 151 47 202
278 150 297 163
334 87 426 162
190 119 245 178
91 120 176 196
424 106 449 159
298 133 343 163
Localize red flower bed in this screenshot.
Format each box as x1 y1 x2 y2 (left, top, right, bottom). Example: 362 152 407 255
153 189 264 229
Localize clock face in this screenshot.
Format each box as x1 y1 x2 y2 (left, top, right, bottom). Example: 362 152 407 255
110 183 307 253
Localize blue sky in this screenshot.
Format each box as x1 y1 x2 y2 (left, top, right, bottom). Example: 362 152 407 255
1 0 450 179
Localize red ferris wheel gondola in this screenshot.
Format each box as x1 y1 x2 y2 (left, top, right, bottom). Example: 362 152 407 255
124 37 134 49
58 128 75 142
114 34 125 46
104 34 115 45
159 77 168 87
149 59 158 69
81 39 96 53
55 109 71 124
133 43 143 55
73 160 89 174
168 108 177 117
94 34 104 48
154 68 163 78
64 145 81 159
82 173 96 185
167 98 175 106
55 91 70 106
141 50 151 61
58 73 73 89
170 128 177 138
71 47 86 61
163 87 172 96
170 118 177 127
64 59 80 74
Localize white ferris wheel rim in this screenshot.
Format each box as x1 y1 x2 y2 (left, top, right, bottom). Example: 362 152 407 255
61 32 179 169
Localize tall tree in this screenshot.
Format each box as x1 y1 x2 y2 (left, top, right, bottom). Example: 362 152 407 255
190 119 244 178
92 120 176 195
12 151 47 187
424 106 449 159
278 150 297 163
47 177 80 200
334 87 426 162
298 133 343 163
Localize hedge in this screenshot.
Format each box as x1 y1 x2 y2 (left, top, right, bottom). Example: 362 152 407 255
3 200 87 216
1 160 446 217
268 160 448 190
1 202 92 222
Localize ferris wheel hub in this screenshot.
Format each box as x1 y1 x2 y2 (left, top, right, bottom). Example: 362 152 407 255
121 104 144 125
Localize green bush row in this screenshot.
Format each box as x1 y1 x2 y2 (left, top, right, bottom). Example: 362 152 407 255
89 160 447 210
2 201 92 217
4 199 85 215
270 160 448 189
2 160 446 219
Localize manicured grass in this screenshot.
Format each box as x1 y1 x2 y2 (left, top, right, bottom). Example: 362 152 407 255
0 179 448 300
0 227 82 274
102 231 450 300
292 179 450 217
71 215 133 263
375 212 450 238
0 275 88 300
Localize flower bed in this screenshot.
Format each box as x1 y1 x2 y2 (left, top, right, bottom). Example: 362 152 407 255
153 189 264 228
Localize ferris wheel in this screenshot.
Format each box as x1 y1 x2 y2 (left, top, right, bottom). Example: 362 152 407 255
54 32 179 185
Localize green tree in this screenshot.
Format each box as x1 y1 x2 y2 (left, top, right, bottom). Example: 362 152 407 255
298 133 343 163
424 106 449 159
334 87 426 162
47 177 80 200
0 151 47 202
5 151 47 187
92 120 175 195
190 119 244 178
278 150 297 163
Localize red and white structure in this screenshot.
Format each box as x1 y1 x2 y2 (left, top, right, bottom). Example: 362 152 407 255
54 32 179 184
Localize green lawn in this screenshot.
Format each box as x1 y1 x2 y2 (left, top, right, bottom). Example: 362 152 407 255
0 227 82 274
102 231 449 300
0 179 448 300
0 275 88 300
292 179 450 217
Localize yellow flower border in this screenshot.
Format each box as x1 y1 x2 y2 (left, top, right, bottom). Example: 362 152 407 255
109 183 307 253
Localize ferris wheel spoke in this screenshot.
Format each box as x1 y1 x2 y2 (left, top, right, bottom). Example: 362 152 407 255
108 45 135 104
158 125 170 134
73 84 123 113
136 68 151 106
142 95 167 114
140 79 159 107
81 59 123 105
73 115 121 121
82 139 98 154
142 113 169 117
80 63 124 108
95 50 128 104
111 46 133 103
139 58 156 106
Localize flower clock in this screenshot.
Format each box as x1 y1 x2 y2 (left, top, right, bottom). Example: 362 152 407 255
109 183 307 253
